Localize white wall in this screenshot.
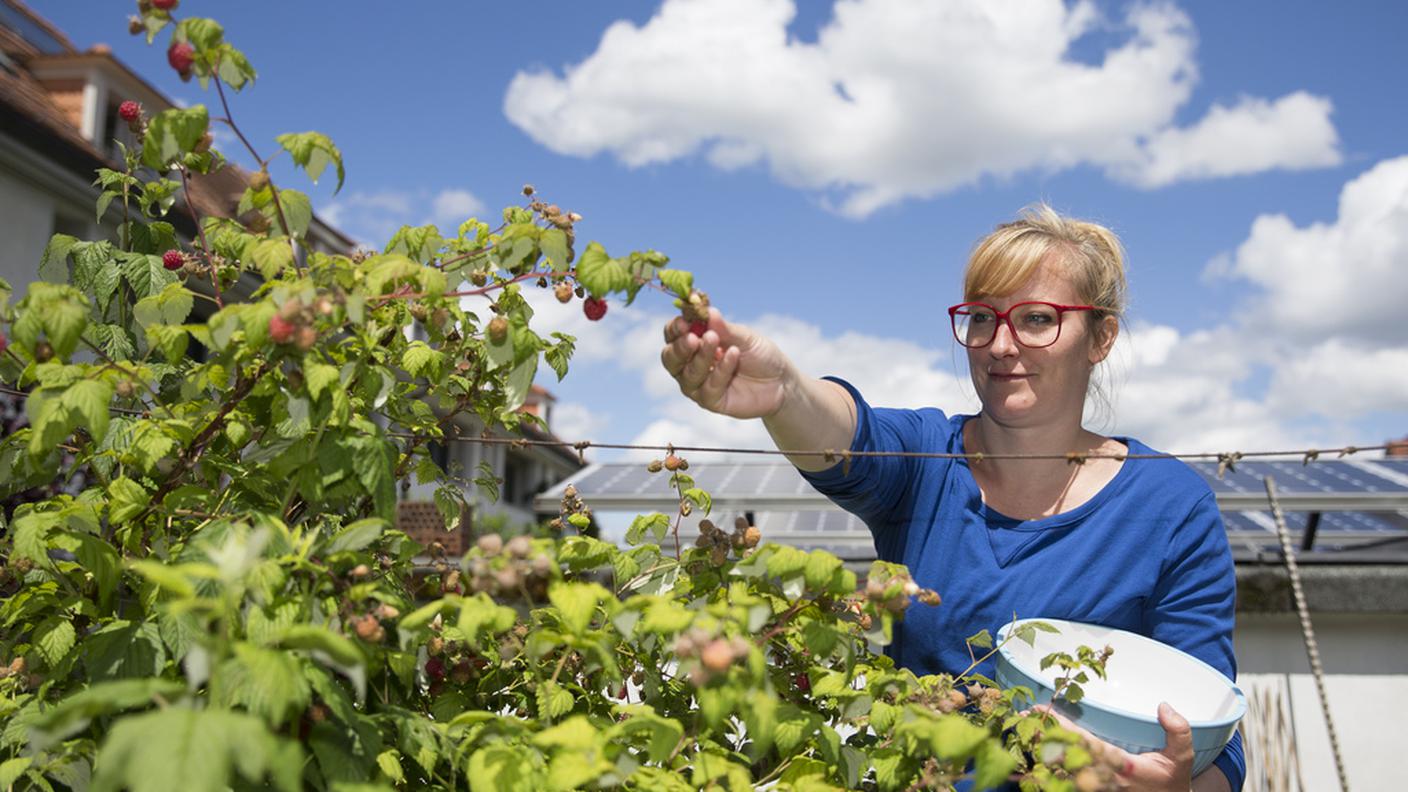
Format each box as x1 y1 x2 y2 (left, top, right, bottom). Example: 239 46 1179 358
1236 613 1405 791
0 167 57 297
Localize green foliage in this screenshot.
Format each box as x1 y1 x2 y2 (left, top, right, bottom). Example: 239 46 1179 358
0 8 1120 792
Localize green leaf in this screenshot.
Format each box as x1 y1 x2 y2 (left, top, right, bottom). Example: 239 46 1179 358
62 379 113 443
122 251 178 299
141 105 210 170
251 238 295 280
547 581 608 636
539 228 569 269
275 132 345 192
401 341 443 380
108 476 151 524
609 709 683 765
91 708 301 792
573 242 630 297
276 625 364 667
33 616 76 667
0 758 32 789
39 233 78 283
466 744 547 792
325 518 387 555
305 362 340 402
966 629 993 650
274 189 312 237
657 269 693 299
972 740 1018 791
32 678 188 748
218 643 312 727
536 680 574 721
83 620 167 681
625 513 670 546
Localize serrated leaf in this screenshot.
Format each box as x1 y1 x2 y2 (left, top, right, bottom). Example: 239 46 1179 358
536 681 574 721
966 629 994 650
251 238 295 280
547 581 607 636
305 362 340 401
324 518 387 555
218 643 311 727
141 105 210 170
91 708 301 792
657 269 693 299
401 341 442 380
275 132 345 192
39 234 78 283
33 616 76 666
573 242 630 297
63 379 113 443
276 625 364 667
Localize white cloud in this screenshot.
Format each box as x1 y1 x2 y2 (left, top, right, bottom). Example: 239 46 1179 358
1210 155 1408 344
503 0 1339 217
1267 340 1408 418
547 401 610 445
321 187 488 245
1120 92 1342 188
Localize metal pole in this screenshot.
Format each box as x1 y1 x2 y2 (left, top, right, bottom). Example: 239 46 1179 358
1263 476 1349 792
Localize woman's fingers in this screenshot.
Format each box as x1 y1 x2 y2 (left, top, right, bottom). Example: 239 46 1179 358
694 344 741 410
1156 701 1194 764
678 329 718 393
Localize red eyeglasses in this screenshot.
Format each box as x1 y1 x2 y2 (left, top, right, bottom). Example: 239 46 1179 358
947 301 1101 349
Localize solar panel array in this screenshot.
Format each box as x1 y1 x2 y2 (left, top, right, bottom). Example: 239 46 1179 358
542 458 1408 563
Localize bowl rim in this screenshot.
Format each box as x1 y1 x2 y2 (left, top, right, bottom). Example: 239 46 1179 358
996 618 1248 731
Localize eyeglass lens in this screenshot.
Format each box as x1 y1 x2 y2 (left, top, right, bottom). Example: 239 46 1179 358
952 304 1063 348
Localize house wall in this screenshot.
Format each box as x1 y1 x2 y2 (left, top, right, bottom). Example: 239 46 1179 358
0 165 57 294
1235 613 1406 790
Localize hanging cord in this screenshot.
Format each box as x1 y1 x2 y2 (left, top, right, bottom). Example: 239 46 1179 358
1263 475 1349 792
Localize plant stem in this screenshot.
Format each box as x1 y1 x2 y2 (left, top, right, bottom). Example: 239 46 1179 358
177 165 224 308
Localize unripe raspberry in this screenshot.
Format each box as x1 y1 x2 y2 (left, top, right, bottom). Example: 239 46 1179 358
694 533 713 549
294 325 317 352
353 614 384 643
582 297 607 321
162 250 184 270
152 0 179 9
476 534 503 556
646 459 663 473
553 281 573 303
672 634 695 659
167 42 194 75
450 661 473 685
487 316 508 344
531 555 553 577
314 295 335 316
947 689 968 710
375 603 400 620
522 184 535 196
700 639 734 673
494 567 521 592
349 564 370 578
441 569 462 595
267 315 296 345
33 341 53 363
741 525 761 549
248 170 270 192
469 270 488 287
118 101 141 123
709 544 728 566
663 454 684 471
506 535 532 559
409 302 429 322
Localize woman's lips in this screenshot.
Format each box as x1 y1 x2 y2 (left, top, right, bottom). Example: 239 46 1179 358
988 372 1030 380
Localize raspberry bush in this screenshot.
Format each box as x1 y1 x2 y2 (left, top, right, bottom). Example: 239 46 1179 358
0 7 1125 791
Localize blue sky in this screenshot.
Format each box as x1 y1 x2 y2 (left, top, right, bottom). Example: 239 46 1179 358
33 0 1408 459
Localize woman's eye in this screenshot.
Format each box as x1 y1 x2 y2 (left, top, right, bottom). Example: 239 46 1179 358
970 313 995 325
1023 312 1056 325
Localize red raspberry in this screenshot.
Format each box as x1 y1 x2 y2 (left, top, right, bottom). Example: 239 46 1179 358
689 320 708 337
0 332 7 355
151 0 179 10
794 673 811 693
118 101 141 123
583 297 607 321
268 314 297 345
167 42 194 75
161 250 184 270
425 657 445 681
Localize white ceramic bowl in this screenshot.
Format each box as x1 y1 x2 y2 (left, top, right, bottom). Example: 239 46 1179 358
995 618 1245 776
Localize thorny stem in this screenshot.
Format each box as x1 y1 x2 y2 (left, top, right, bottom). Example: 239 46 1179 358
212 63 300 271
177 165 224 308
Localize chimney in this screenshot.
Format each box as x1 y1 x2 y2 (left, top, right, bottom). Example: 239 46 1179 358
1387 436 1408 458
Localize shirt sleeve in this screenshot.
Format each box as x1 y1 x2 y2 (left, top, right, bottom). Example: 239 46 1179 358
1144 490 1244 790
796 377 933 545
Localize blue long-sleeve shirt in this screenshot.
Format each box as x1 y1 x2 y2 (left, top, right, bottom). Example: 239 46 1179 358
798 377 1244 790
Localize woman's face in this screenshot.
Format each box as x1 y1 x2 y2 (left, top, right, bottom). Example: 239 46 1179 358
965 259 1115 428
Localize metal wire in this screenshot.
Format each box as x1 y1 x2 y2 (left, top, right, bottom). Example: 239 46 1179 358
0 383 1391 466
1264 476 1350 792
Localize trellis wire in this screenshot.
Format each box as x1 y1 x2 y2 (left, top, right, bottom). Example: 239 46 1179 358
0 384 1392 473
1264 476 1350 792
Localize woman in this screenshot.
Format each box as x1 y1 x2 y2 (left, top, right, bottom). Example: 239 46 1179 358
660 205 1243 791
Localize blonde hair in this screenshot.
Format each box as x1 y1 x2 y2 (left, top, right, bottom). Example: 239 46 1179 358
963 203 1127 329
961 204 1129 427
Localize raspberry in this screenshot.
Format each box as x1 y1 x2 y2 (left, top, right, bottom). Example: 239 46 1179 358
487 316 508 344
700 639 735 674
294 325 317 352
0 332 7 355
506 535 532 559
167 42 195 75
477 534 503 555
794 673 811 693
128 16 144 35
662 454 684 471
646 459 663 473
162 250 184 270
268 314 297 345
583 297 607 321
425 657 446 681
118 101 141 123
689 320 708 337
554 282 573 303
152 0 179 9
248 170 270 192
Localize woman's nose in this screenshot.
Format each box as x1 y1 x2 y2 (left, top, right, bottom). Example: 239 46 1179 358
989 320 1020 356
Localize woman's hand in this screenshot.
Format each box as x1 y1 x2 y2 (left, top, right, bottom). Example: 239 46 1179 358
1028 702 1228 791
660 307 794 419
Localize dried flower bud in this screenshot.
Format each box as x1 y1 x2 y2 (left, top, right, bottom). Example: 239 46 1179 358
477 534 503 556
646 459 664 473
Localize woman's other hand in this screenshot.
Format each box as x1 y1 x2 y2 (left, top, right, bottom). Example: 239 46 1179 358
660 307 793 419
1027 702 1228 791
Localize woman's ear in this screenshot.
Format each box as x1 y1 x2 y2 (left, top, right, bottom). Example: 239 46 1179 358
1089 314 1118 365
